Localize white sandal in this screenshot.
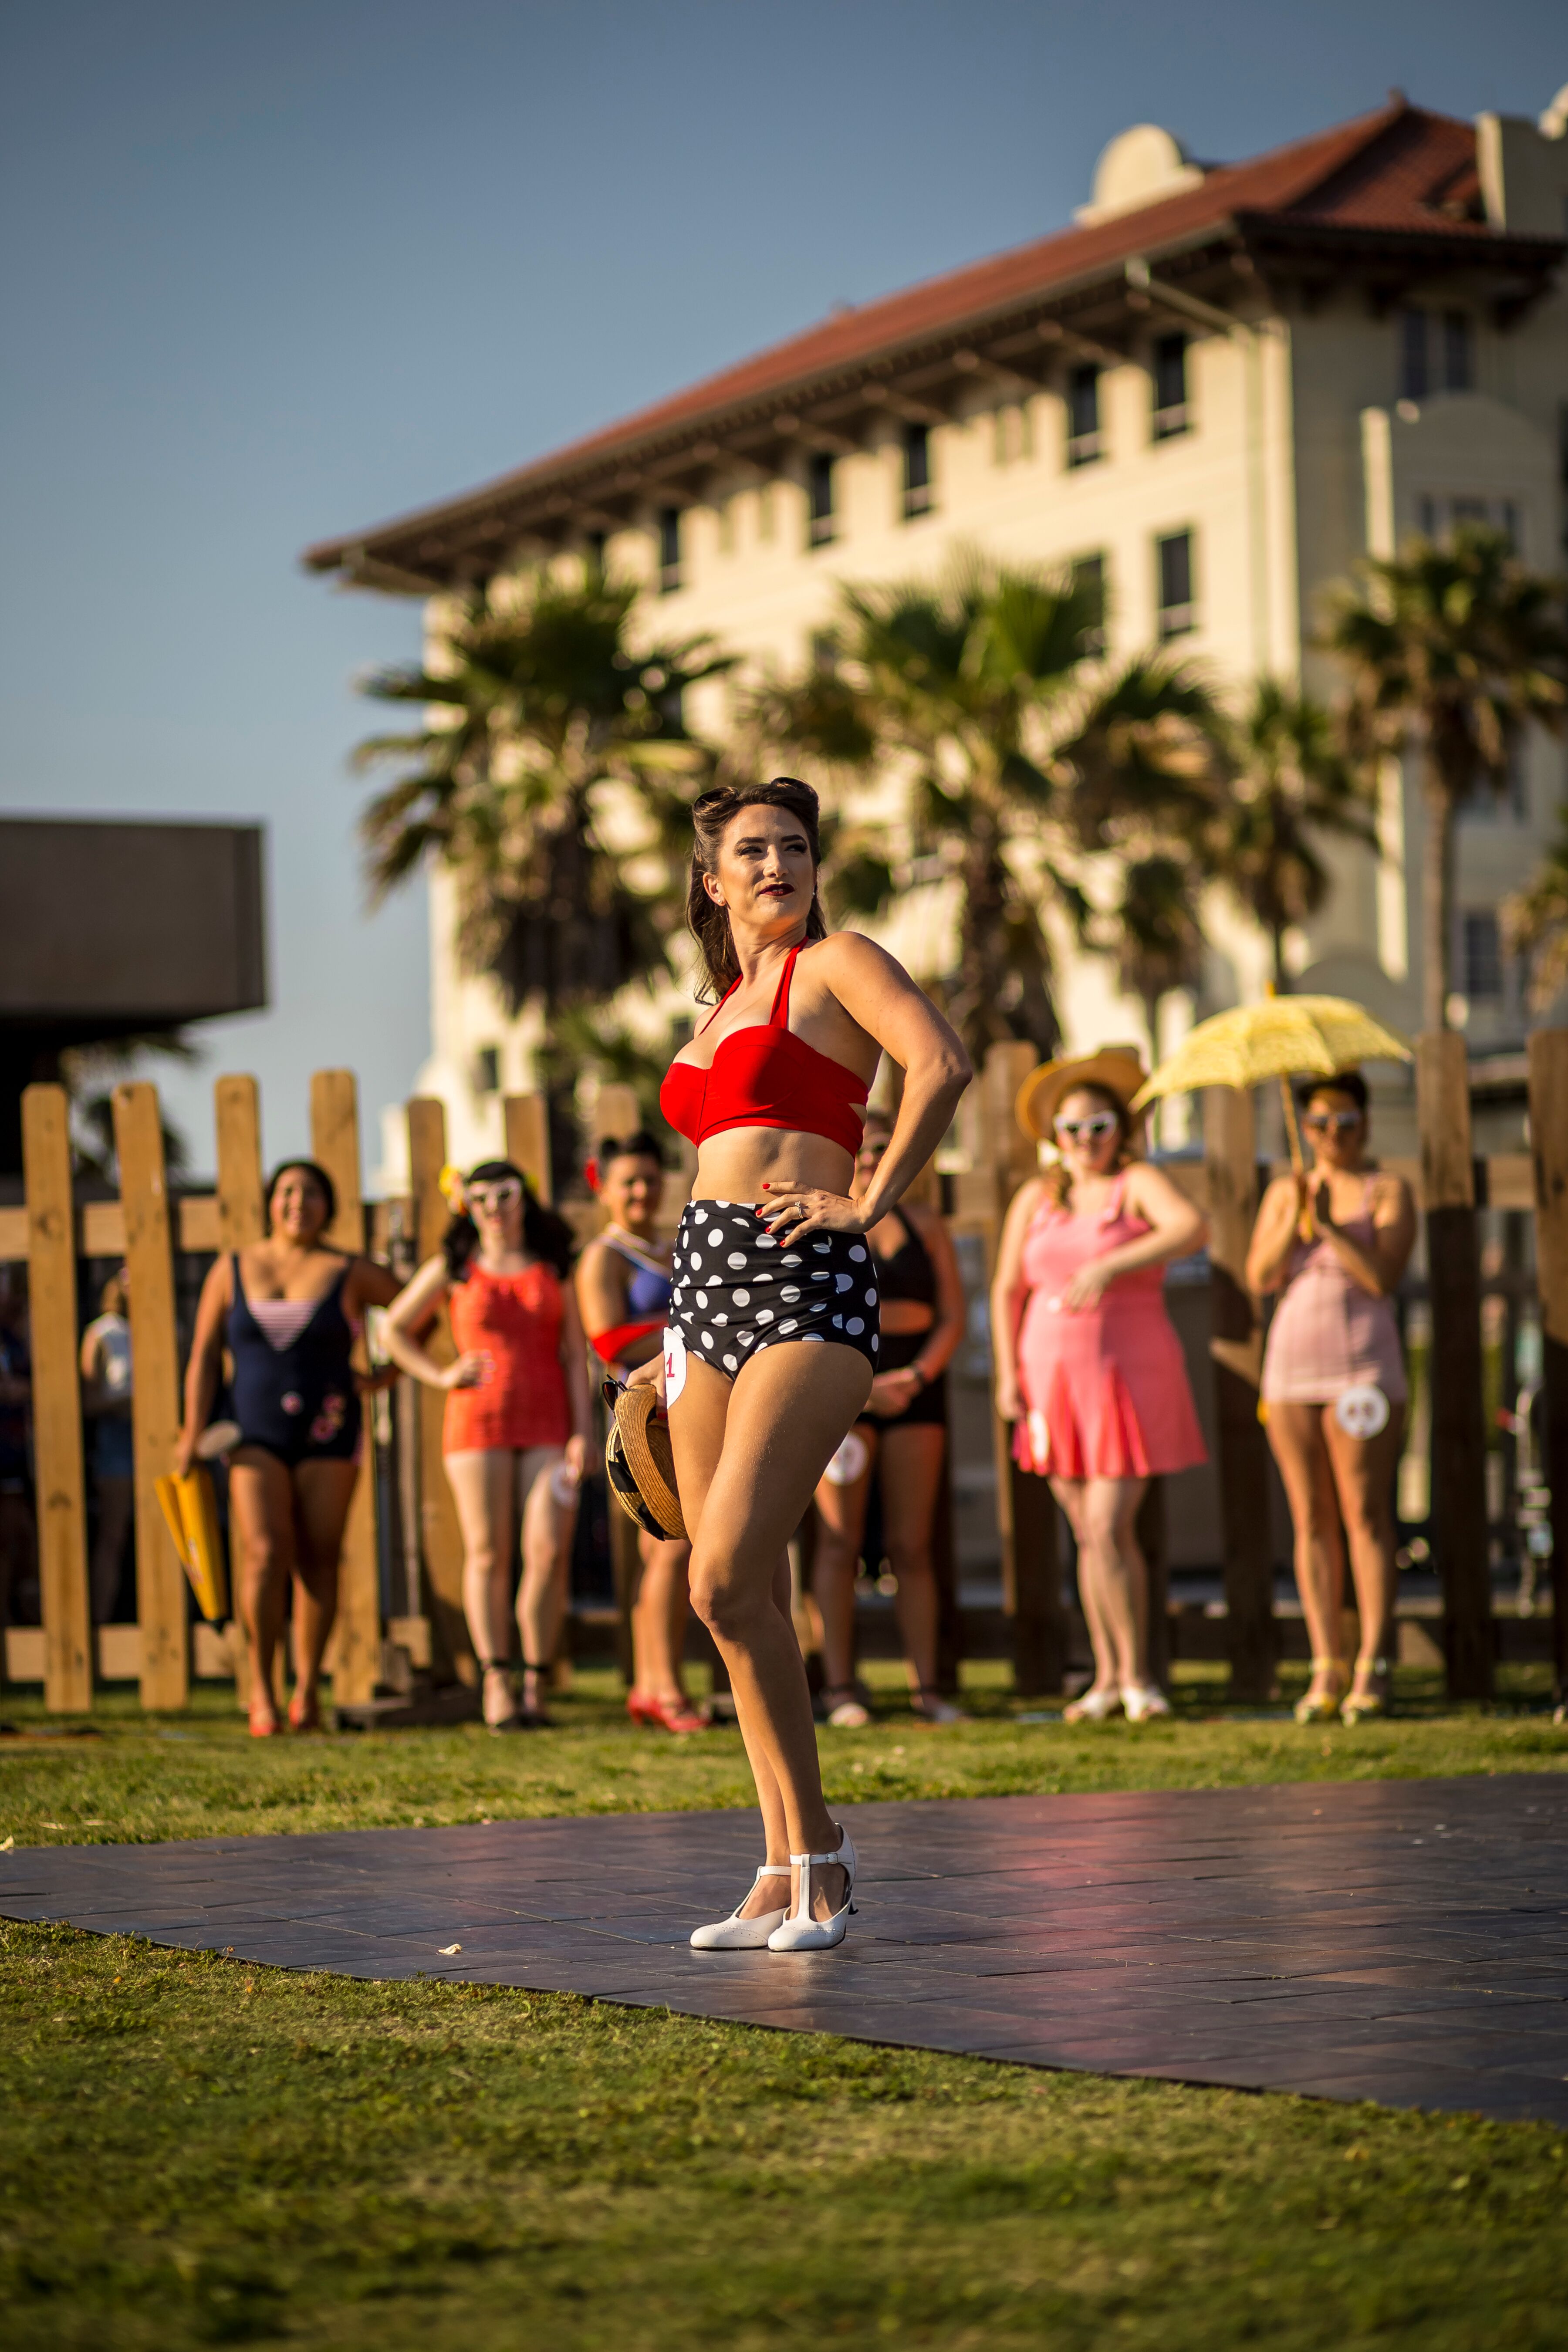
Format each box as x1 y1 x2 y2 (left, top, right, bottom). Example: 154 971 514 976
690 1864 790 1950
1063 1685 1122 1723
767 1827 857 1953
1121 1682 1171 1723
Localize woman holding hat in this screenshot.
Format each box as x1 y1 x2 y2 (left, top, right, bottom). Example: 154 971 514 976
991 1050 1206 1722
383 1161 591 1730
577 1131 705 1736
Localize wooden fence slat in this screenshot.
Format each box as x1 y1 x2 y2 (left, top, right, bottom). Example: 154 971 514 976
21 1085 92 1712
408 1096 470 1681
1202 1084 1276 1700
310 1070 381 1708
592 1085 642 1153
214 1076 266 1250
1527 1028 1568 1702
1416 1031 1491 1700
112 1081 188 1710
503 1093 552 1204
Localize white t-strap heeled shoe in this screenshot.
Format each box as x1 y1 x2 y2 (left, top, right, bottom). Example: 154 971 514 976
767 1827 857 1952
689 1864 790 1950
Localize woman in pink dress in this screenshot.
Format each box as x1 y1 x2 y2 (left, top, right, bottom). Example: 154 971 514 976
992 1049 1207 1722
1246 1071 1415 1726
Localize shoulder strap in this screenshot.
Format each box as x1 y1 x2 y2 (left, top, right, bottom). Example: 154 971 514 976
769 944 801 1026
696 974 740 1035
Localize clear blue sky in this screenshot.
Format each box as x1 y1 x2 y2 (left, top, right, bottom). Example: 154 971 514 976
2 0 1561 1177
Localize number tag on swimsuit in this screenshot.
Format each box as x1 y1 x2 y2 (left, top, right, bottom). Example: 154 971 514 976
663 1326 687 1406
823 1430 869 1487
1334 1383 1389 1440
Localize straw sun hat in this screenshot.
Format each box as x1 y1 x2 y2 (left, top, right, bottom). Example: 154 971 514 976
1014 1046 1149 1145
603 1378 686 1542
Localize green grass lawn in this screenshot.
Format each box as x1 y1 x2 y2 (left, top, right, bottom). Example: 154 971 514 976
2 1665 1566 2349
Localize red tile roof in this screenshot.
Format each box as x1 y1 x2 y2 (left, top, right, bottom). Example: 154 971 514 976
304 99 1558 576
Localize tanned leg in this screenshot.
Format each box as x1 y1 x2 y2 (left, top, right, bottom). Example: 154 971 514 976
445 1448 519 1725
1051 1475 1118 1700
227 1450 297 1733
672 1344 872 1923
878 1423 945 1700
1324 1404 1405 1705
290 1458 361 1724
810 1429 875 1701
1267 1403 1348 1704
517 1449 576 1717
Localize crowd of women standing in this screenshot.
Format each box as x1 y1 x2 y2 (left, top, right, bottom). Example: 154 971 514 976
166 774 1417 1761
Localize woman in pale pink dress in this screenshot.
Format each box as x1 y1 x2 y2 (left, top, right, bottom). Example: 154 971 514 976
1247 1071 1415 1726
992 1050 1206 1722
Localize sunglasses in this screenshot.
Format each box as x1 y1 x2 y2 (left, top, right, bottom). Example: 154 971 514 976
1304 1111 1362 1135
1054 1112 1120 1144
467 1179 523 1213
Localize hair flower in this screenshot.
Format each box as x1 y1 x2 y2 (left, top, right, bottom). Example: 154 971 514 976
437 1163 467 1211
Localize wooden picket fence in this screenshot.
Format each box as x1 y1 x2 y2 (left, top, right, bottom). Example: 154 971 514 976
5 1033 1568 1714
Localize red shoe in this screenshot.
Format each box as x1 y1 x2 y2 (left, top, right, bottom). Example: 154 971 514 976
249 1700 282 1738
640 1693 710 1736
287 1690 321 1733
626 1690 654 1725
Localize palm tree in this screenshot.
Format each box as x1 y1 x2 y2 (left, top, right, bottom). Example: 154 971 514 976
1503 808 1568 1011
755 555 1221 1063
1207 677 1377 991
351 566 730 1015
1325 527 1568 1032
1098 854 1204 1072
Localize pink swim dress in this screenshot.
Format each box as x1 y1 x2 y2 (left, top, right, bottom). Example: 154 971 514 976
1013 1173 1207 1480
1260 1176 1407 1406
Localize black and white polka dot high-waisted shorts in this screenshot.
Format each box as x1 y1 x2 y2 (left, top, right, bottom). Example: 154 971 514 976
665 1201 881 1383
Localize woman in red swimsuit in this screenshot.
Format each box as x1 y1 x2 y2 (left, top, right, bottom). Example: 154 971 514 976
384 1162 592 1730
641 778 970 1950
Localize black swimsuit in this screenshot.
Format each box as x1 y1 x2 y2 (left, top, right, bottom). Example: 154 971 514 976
860 1210 947 1430
227 1257 362 1470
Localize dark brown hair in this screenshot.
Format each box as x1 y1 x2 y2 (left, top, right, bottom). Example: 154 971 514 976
265 1159 337 1233
686 777 828 1001
1042 1082 1135 1210
1296 1069 1368 1115
443 1160 575 1283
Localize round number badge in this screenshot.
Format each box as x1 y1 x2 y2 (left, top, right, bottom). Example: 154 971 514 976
823 1430 870 1487
1334 1383 1389 1440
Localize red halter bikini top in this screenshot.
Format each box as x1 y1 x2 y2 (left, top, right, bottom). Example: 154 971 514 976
659 944 869 1156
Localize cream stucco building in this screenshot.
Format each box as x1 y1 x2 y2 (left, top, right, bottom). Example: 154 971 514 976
307 88 1568 1176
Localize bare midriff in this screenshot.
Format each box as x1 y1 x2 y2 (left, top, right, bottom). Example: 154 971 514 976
689 1125 856 1207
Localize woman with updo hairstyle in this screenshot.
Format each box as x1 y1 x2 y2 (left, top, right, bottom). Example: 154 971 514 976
991 1050 1206 1724
177 1160 402 1735
1247 1070 1415 1725
645 776 971 1950
384 1160 592 1730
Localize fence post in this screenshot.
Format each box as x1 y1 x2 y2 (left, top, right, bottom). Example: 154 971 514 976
112 1081 188 1710
213 1076 266 1253
407 1096 471 1681
504 1095 552 1204
1202 1084 1277 1700
983 1041 1065 1696
311 1070 381 1708
21 1085 92 1713
1527 1028 1568 1703
1416 1031 1491 1699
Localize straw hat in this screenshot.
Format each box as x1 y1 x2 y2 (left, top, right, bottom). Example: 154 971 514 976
1014 1046 1148 1144
604 1380 686 1542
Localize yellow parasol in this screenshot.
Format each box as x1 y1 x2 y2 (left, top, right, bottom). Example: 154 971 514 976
1130 994 1412 1176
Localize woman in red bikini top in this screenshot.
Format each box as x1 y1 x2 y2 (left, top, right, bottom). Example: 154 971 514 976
383 1161 592 1731
640 776 970 1953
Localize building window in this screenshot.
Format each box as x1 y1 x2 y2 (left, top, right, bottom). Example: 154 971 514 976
902 423 932 518
585 529 607 573
657 506 682 592
1071 553 1107 655
1152 331 1189 439
1443 310 1474 392
757 483 776 542
1067 364 1102 467
716 498 734 556
474 1045 500 1096
811 630 838 675
807 451 835 547
1399 310 1429 401
1460 910 1504 1002
1156 530 1195 639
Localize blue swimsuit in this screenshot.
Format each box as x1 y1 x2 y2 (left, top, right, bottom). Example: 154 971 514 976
227 1257 362 1469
